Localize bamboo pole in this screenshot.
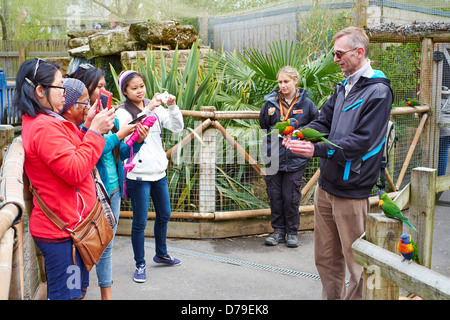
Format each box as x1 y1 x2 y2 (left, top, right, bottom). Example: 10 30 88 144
0 204 21 240
384 167 397 191
0 228 14 300
395 113 428 190
301 169 319 197
9 223 23 300
166 118 212 159
119 191 397 221
390 105 429 115
180 109 260 120
211 120 266 177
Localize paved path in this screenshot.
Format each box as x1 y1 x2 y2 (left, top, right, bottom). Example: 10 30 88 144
85 204 450 301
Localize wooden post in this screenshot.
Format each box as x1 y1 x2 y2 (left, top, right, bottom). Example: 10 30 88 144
198 106 216 215
409 167 437 269
363 213 402 300
355 0 370 28
18 46 26 68
419 37 438 170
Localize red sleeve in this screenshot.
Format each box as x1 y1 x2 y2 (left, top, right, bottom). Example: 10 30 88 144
32 119 105 186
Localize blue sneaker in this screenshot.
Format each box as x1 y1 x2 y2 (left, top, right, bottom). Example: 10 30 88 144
153 254 181 266
133 264 146 283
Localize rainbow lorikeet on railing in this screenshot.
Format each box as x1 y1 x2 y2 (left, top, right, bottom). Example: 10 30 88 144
378 190 417 231
292 128 342 149
397 233 421 265
266 118 299 136
405 98 419 106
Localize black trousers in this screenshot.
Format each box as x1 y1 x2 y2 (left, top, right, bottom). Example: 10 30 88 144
264 169 304 235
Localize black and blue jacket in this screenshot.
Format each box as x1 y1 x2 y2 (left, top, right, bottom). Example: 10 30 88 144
259 88 319 172
309 70 393 199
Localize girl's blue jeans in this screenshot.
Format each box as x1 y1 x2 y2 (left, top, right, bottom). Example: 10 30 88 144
95 188 120 287
126 177 171 267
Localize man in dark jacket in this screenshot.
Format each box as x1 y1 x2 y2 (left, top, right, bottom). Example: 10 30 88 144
286 27 393 299
259 66 318 247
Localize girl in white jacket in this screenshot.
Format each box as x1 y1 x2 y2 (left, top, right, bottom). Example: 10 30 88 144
115 71 184 283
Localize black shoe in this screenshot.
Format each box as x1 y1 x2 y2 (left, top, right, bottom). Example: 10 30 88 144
265 233 286 246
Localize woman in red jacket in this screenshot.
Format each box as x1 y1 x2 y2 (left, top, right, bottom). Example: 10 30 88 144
13 58 115 300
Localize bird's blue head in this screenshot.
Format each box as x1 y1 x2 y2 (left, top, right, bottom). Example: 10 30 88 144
377 190 386 199
400 233 411 244
288 118 299 128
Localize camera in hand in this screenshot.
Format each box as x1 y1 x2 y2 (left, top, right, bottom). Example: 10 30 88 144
126 115 157 147
160 92 169 104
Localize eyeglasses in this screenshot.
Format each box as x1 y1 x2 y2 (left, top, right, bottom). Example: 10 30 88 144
33 58 45 80
46 85 66 94
332 47 358 59
76 99 90 106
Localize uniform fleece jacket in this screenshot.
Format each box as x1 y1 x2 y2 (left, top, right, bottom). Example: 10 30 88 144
308 70 394 199
22 112 105 240
259 88 319 172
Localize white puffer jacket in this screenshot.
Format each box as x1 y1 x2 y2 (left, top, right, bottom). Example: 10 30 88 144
115 100 184 182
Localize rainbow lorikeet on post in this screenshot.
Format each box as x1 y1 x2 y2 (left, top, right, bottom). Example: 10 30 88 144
292 128 342 149
405 98 419 106
266 118 299 136
397 233 421 265
378 190 417 231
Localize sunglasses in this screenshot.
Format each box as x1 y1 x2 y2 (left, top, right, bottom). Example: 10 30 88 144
332 47 358 59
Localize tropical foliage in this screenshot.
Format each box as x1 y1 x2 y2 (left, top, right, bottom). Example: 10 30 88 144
112 35 343 212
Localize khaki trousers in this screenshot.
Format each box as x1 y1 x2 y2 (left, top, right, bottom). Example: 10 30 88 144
313 186 369 300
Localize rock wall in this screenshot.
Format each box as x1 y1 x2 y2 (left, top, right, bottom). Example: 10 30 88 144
68 20 198 61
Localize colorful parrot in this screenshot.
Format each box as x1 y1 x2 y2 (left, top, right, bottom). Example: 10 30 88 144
292 128 342 149
266 118 299 136
405 98 419 106
397 233 421 265
378 190 417 231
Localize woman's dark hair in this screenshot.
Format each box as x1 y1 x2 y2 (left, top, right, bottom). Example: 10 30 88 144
67 63 104 98
13 58 61 117
120 72 144 99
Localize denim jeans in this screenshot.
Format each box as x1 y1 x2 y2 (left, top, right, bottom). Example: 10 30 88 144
95 188 120 287
126 177 171 267
438 135 450 176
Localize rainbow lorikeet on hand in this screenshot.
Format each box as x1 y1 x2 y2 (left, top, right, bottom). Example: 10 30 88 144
405 98 419 106
397 233 421 265
378 190 417 231
266 118 299 136
292 128 342 149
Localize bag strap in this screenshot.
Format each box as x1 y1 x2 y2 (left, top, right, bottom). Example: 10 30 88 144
29 183 71 233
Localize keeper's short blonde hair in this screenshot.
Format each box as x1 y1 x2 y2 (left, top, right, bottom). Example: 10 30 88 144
277 66 300 81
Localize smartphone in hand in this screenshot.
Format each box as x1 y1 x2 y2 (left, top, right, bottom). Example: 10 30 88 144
99 89 113 110
128 114 147 125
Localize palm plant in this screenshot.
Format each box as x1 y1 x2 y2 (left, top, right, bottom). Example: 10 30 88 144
211 40 342 111
111 41 270 212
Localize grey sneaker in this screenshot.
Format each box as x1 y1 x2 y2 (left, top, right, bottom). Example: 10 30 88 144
133 264 146 283
265 233 286 246
287 234 299 248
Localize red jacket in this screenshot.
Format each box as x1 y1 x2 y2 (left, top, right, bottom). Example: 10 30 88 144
22 113 105 240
